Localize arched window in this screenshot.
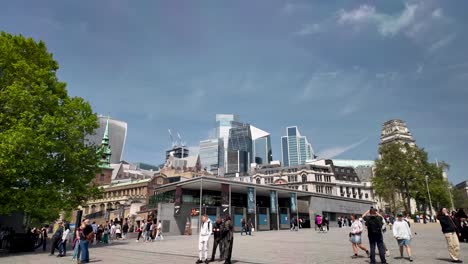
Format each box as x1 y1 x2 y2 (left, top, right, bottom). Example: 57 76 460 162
256 178 261 184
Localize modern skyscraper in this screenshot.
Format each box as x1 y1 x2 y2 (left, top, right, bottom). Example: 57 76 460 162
251 125 272 165
226 123 252 176
281 126 314 167
380 119 416 146
87 115 127 164
199 138 223 174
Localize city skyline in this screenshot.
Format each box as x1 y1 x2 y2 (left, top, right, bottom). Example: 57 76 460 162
1 1 467 183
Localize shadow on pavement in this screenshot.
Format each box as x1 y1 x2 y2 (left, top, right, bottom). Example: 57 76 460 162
435 258 456 263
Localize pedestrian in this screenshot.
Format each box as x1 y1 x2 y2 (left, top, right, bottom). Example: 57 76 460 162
136 220 144 242
144 220 151 242
222 215 234 264
41 225 49 252
247 218 253 235
72 221 84 261
392 213 413 262
122 220 129 240
91 221 97 244
241 218 246 235
110 222 116 241
80 219 94 263
49 221 63 256
196 214 212 264
290 217 295 231
338 217 343 228
362 208 387 264
115 222 122 240
349 214 369 258
438 208 463 263
96 224 104 242
58 223 70 257
316 215 323 232
155 220 164 240
323 217 329 232
210 217 224 262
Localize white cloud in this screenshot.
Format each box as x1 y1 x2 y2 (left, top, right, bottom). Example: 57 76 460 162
432 8 443 18
317 137 368 159
337 3 418 37
428 34 456 53
295 23 321 36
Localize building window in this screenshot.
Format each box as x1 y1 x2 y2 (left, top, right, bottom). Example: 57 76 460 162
324 176 331 182
340 186 344 196
303 185 308 191
365 193 369 199
325 186 333 194
315 175 322 182
256 178 261 184
302 174 307 182
100 174 104 182
288 175 297 182
316 185 324 193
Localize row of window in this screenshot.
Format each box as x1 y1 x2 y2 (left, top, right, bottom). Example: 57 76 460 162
339 186 369 199
315 185 333 194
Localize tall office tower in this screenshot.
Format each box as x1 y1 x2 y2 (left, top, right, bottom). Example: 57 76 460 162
226 123 252 175
87 115 127 164
165 146 189 160
281 126 314 167
380 119 416 147
199 138 224 174
215 114 241 174
251 125 272 165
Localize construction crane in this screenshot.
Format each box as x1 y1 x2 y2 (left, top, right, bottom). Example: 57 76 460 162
168 129 176 148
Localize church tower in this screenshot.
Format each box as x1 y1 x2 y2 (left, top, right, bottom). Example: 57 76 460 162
95 116 113 185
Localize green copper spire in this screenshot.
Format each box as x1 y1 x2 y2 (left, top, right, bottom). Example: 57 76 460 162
98 115 112 169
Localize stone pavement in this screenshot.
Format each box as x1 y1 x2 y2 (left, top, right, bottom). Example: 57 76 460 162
0 223 466 264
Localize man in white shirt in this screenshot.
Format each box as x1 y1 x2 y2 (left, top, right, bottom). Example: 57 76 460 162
156 220 164 240
392 213 413 262
197 215 212 264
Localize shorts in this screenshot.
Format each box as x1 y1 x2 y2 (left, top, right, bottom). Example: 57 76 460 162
397 239 410 246
350 234 362 244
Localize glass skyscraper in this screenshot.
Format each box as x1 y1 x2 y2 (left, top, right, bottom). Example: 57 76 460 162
281 126 314 167
227 123 252 175
199 138 223 174
251 125 272 165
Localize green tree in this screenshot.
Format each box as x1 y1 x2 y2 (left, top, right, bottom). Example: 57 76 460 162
373 143 451 215
0 32 101 226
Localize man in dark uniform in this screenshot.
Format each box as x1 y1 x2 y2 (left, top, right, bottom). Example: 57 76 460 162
210 217 224 262
222 215 234 264
48 221 63 256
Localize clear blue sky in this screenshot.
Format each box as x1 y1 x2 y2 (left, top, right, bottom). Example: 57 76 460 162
1 1 467 184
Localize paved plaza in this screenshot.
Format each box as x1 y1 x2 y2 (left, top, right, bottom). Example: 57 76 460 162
0 223 466 264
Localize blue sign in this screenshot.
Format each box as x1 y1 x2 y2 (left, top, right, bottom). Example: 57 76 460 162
290 193 297 214
234 214 243 227
280 214 288 225
270 190 277 214
259 214 268 225
247 187 255 214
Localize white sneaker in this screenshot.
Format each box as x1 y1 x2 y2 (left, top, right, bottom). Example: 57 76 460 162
385 250 390 257
136 240 139 242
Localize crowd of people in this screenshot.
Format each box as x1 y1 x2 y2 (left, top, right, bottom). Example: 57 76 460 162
135 219 164 242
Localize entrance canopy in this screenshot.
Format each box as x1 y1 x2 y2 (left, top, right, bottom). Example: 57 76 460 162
152 176 313 199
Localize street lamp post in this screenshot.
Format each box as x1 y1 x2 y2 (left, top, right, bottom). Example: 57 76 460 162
425 175 434 222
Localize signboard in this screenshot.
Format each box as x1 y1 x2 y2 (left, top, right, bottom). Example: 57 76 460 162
221 184 230 214
290 193 297 214
174 186 182 216
270 190 277 214
247 187 255 214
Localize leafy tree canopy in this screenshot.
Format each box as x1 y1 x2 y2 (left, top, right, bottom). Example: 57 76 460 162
373 142 451 214
0 32 101 224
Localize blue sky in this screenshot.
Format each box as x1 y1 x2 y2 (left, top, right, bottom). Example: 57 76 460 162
1 1 467 183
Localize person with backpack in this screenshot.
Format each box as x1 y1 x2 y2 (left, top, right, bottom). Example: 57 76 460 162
363 208 388 264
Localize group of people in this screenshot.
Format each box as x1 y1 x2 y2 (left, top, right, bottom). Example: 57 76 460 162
451 209 468 243
315 215 329 232
197 214 234 264
338 216 352 228
240 218 254 235
348 208 412 264
135 219 164 242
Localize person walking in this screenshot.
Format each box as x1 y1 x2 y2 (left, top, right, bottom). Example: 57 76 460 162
210 217 224 262
91 222 97 244
136 220 144 242
58 223 70 257
41 225 49 252
392 213 413 262
196 215 212 264
122 220 129 240
241 218 246 236
363 208 387 264
49 221 63 256
350 214 369 258
115 222 122 240
323 217 329 232
247 218 253 235
222 215 234 264
438 208 463 263
155 220 164 240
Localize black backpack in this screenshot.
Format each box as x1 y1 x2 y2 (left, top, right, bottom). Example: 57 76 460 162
366 216 383 234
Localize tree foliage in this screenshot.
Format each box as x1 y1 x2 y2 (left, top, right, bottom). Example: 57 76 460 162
373 142 451 214
0 32 101 224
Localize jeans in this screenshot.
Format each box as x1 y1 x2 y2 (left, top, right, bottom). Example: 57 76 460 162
80 240 89 263
368 233 386 263
58 240 67 256
72 240 81 260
